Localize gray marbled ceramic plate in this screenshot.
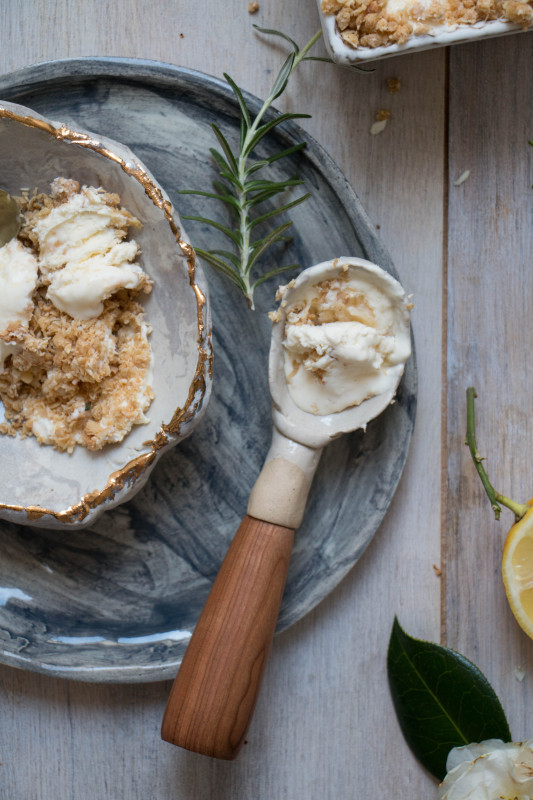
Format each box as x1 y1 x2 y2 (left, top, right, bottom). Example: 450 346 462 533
0 57 416 683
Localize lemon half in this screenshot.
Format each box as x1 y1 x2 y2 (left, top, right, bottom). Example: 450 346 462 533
502 505 533 638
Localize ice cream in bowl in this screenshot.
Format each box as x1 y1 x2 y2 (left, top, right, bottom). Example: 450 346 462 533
0 100 212 529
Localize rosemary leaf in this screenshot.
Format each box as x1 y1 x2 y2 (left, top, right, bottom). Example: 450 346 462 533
252 25 301 52
211 125 239 175
245 221 294 274
179 189 241 211
182 215 242 247
209 249 242 269
243 177 301 192
246 181 305 207
223 73 252 129
243 113 312 156
252 263 301 290
194 249 246 287
263 142 307 165
245 160 271 176
249 192 312 229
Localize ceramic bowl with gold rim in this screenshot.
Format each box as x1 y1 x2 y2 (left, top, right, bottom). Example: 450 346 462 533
0 100 212 529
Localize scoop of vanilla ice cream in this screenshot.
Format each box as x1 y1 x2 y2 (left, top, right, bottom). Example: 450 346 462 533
0 239 39 331
0 239 39 368
282 270 411 415
34 187 138 275
47 258 147 320
32 185 148 320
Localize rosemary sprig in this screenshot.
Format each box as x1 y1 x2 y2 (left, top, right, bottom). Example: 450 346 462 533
180 27 324 309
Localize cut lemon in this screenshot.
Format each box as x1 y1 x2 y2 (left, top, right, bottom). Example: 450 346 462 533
502 504 533 639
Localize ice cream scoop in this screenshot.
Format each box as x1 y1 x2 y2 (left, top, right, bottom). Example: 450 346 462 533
161 257 412 759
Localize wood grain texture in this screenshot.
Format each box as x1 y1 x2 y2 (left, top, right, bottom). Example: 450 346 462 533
0 1 446 797
161 515 295 759
446 33 533 742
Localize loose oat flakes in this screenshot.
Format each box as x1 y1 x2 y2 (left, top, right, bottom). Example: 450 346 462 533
321 0 533 49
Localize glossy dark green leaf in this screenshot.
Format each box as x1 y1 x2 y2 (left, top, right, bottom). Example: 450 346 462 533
387 618 511 781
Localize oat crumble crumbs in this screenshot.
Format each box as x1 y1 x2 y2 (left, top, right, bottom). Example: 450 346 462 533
321 0 533 48
0 178 154 453
386 76 401 93
248 1 259 11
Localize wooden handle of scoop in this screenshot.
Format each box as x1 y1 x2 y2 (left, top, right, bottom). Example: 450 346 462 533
161 514 295 759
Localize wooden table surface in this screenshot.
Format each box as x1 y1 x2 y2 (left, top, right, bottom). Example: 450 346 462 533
1 2 532 798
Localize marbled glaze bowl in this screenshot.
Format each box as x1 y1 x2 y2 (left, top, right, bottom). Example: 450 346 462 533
0 101 212 529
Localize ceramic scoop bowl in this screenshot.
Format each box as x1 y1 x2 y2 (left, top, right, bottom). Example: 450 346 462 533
0 101 212 529
161 257 411 759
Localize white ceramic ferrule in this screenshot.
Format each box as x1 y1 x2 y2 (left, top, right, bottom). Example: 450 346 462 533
247 428 323 530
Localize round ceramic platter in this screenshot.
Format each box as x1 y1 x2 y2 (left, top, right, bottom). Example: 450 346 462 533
0 58 417 683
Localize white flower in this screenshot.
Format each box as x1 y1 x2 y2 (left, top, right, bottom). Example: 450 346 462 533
438 739 533 800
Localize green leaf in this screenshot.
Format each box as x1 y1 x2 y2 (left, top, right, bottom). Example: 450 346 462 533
247 180 305 208
303 56 334 63
244 176 304 193
269 53 296 102
210 124 239 176
248 192 312 229
182 215 242 247
245 221 293 273
243 113 311 157
223 72 251 129
208 249 241 269
252 262 299 289
209 150 242 189
194 249 246 289
178 188 240 211
263 141 307 165
242 145 306 180
252 24 300 53
387 618 512 781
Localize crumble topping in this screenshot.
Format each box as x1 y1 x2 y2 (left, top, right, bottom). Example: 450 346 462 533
386 76 402 94
0 177 154 453
321 0 533 49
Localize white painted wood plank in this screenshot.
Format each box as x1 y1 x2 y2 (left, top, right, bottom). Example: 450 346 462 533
446 33 533 744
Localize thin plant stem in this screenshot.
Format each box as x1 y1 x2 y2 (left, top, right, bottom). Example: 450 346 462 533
236 29 323 303
465 387 528 521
